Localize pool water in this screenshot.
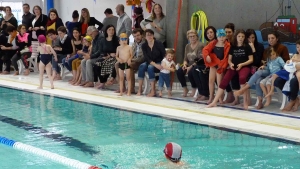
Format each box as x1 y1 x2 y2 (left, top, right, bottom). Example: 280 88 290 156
0 87 300 169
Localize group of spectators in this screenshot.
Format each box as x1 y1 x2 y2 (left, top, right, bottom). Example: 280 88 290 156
0 3 299 112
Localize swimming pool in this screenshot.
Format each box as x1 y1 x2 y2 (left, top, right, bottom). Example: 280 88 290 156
0 86 300 169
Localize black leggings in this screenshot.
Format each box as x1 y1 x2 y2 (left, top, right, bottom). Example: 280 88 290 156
93 65 110 83
0 59 11 72
176 66 197 88
21 52 32 69
193 65 209 97
289 77 299 101
11 53 20 71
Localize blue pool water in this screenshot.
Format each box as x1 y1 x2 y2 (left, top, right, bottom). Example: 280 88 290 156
0 86 300 169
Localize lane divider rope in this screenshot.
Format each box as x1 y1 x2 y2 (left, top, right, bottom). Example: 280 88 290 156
0 136 101 169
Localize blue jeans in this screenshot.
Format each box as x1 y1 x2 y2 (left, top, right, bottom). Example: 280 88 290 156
248 69 270 97
138 62 160 82
62 56 77 71
52 54 65 73
158 72 170 90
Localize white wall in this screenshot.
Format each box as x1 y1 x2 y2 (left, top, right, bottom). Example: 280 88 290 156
54 0 166 25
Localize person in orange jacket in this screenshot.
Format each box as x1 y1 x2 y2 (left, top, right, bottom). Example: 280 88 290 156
203 29 231 104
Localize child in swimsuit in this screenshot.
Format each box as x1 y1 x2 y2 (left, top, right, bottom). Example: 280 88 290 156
116 33 133 96
158 49 175 97
37 35 58 89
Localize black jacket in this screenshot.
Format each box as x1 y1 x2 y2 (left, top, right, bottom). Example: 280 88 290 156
28 14 48 40
80 17 103 35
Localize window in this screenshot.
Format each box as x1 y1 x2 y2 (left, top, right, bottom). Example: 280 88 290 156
0 1 23 25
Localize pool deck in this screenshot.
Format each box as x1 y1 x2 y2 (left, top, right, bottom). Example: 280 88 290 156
1 73 300 143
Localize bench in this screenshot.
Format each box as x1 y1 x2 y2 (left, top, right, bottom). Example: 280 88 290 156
17 54 38 74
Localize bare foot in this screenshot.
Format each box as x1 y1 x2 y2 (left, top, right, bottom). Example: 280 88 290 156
118 93 123 96
37 86 43 89
168 93 172 98
243 102 248 110
182 88 189 97
219 98 224 105
13 71 19 76
224 92 234 103
136 92 142 96
159 92 162 97
206 102 217 108
80 82 88 86
234 90 244 97
256 100 264 109
1 71 10 75
264 97 271 107
282 100 296 112
53 76 62 81
127 92 131 96
23 69 29 76
230 99 240 106
189 89 196 97
207 97 214 104
83 82 94 87
292 97 300 112
147 91 156 97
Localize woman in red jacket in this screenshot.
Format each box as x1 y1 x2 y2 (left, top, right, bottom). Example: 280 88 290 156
203 29 231 104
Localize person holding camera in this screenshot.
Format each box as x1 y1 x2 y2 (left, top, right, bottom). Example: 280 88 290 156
176 29 206 98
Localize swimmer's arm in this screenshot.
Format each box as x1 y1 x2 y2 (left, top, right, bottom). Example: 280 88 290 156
48 45 57 59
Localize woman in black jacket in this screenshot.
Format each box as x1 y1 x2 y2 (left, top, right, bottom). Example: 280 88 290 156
28 5 48 73
79 8 103 36
1 6 18 35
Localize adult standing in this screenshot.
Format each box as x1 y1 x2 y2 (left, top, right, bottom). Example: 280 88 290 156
46 8 64 45
129 28 145 92
79 8 103 36
140 3 166 47
115 4 132 36
133 7 143 29
80 26 102 87
22 3 35 30
176 30 206 97
28 5 47 75
102 8 118 32
66 10 80 38
1 6 18 35
136 29 165 97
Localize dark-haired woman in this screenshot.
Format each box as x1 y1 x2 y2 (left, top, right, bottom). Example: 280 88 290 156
28 5 48 75
80 8 103 36
46 8 64 45
0 25 18 74
93 24 119 89
207 30 253 109
1 6 18 35
67 10 80 38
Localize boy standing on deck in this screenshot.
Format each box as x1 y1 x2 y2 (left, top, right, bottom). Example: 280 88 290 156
116 33 133 96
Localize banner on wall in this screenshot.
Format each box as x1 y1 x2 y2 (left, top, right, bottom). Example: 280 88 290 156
1 2 23 25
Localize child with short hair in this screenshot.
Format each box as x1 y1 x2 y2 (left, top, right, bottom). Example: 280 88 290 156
259 48 285 107
158 49 175 97
116 33 133 96
37 35 58 89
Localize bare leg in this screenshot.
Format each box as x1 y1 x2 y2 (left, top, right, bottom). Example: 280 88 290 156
241 84 248 110
118 69 124 96
207 88 225 108
216 73 224 104
208 67 216 104
256 96 264 109
189 88 196 97
264 84 272 107
159 90 163 97
182 87 189 97
125 69 131 96
265 75 277 98
136 79 143 96
292 97 300 112
282 99 296 112
147 81 156 97
168 90 172 98
45 63 54 89
38 62 45 89
234 83 250 97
